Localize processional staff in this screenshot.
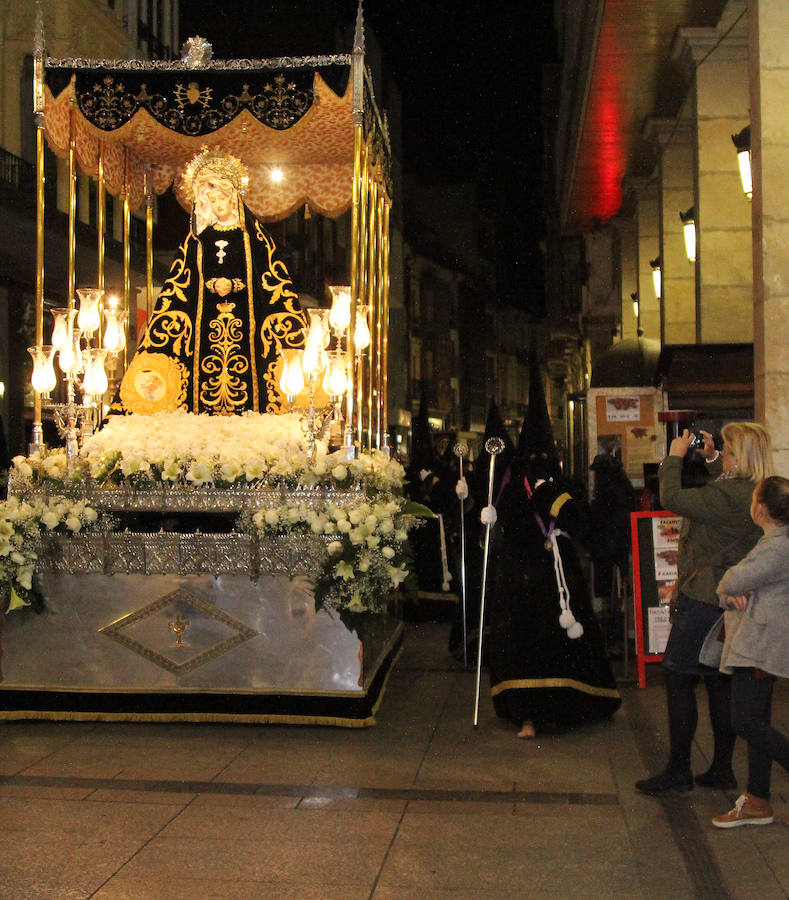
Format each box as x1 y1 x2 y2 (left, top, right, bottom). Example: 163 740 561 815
453 441 470 668
473 437 504 726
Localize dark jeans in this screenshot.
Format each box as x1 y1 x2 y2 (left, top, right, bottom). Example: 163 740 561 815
731 666 789 800
662 594 735 773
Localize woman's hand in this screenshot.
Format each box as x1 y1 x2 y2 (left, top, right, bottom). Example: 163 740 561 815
698 430 718 461
723 593 751 610
669 428 695 458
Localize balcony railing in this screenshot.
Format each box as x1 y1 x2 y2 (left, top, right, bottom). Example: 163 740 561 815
0 145 145 253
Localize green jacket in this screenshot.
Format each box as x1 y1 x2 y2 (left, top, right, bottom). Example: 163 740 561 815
659 455 761 606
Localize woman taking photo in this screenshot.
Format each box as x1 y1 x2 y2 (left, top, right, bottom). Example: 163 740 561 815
711 475 789 827
635 422 772 795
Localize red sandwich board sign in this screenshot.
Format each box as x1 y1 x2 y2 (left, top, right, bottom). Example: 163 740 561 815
631 511 682 688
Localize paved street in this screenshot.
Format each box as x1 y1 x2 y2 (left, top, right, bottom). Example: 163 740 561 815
1 619 788 899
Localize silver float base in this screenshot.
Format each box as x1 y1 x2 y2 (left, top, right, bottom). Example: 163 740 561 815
0 573 402 727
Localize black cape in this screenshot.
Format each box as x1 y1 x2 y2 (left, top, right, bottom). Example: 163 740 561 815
487 463 621 728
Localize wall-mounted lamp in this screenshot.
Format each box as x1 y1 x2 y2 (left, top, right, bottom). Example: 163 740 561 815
649 256 662 299
631 290 644 337
731 125 752 199
680 207 696 262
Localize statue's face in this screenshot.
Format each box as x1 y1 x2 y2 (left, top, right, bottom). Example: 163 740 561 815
194 171 238 226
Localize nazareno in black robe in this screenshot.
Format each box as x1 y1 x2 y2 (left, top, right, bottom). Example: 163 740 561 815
486 461 621 728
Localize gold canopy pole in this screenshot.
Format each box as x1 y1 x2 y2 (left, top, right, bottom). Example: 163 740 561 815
345 5 365 460
346 123 362 459
67 103 77 314
357 146 369 448
375 192 385 449
122 149 131 368
381 199 391 454
366 176 378 450
145 166 154 319
31 13 46 452
96 143 105 294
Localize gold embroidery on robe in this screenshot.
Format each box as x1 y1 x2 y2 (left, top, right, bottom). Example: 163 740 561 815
199 301 249 414
140 240 194 357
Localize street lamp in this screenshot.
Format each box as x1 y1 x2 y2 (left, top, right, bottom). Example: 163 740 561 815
731 125 752 199
680 207 696 262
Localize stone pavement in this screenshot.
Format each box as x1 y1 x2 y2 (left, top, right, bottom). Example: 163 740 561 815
1 619 788 899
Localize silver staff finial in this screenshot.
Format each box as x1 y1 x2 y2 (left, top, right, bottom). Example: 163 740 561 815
453 441 469 459
485 437 505 455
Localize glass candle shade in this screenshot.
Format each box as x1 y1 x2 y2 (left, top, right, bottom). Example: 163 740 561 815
322 350 348 397
76 288 103 337
328 285 352 335
103 308 127 353
50 308 74 353
280 351 305 398
28 345 57 397
82 347 109 397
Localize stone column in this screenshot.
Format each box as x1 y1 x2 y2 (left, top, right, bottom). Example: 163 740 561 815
645 118 696 345
635 176 661 342
613 214 639 341
675 4 752 344
750 0 789 467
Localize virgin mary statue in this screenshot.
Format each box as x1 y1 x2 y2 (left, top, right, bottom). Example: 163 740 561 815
111 148 306 416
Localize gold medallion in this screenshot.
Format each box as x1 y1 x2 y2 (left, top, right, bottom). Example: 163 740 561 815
119 352 188 414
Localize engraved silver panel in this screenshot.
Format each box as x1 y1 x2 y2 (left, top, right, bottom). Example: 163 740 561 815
0 573 401 695
99 587 259 676
11 482 363 514
36 532 331 578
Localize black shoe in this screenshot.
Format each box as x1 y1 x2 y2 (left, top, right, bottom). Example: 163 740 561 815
635 769 694 795
694 768 737 790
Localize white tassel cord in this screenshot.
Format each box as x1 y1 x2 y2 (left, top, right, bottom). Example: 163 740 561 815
548 530 584 639
437 513 452 591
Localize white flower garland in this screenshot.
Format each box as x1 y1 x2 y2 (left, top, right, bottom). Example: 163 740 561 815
5 412 421 615
0 495 105 611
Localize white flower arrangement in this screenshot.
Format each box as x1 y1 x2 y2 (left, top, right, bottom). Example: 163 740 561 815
0 495 107 612
4 412 427 615
243 493 418 613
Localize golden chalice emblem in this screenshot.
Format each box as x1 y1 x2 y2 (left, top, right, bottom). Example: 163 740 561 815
168 615 191 648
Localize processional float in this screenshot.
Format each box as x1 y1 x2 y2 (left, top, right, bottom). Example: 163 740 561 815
1 8 406 727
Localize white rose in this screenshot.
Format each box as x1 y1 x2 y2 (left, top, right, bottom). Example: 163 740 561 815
65 516 82 532
382 546 395 559
331 465 348 482
264 508 280 526
41 510 60 530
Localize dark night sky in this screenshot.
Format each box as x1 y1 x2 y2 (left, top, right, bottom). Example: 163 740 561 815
179 0 555 307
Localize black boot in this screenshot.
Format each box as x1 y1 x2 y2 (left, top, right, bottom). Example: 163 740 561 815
635 769 693 795
635 669 698 795
695 673 737 789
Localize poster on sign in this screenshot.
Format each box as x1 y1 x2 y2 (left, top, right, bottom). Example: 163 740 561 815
631 511 683 687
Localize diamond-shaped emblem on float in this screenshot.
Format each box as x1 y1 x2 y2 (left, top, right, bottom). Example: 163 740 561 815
99 587 258 675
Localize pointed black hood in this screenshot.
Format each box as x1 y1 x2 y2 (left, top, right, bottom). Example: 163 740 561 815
518 355 561 482
409 381 435 473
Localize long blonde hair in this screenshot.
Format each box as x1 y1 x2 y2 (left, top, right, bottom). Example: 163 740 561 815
721 422 773 482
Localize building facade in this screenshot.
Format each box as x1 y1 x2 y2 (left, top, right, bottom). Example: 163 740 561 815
547 0 789 475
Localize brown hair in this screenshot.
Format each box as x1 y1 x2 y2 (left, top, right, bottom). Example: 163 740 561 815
757 476 789 525
721 422 773 482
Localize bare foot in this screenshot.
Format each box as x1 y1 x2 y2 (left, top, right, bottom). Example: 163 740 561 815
517 721 536 739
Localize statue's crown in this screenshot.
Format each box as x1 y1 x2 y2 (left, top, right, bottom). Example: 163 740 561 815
183 147 249 199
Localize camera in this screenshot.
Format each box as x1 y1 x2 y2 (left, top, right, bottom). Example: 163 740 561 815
690 435 706 450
